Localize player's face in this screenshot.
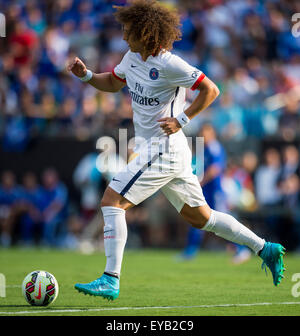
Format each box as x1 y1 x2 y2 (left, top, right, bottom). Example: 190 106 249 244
123 24 144 53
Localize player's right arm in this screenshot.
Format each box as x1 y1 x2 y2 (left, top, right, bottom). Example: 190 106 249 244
67 57 126 93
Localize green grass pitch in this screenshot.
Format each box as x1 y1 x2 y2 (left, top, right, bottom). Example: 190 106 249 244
0 247 300 316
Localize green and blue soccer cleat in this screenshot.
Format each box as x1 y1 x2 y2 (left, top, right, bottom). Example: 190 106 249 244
259 242 286 286
74 273 120 301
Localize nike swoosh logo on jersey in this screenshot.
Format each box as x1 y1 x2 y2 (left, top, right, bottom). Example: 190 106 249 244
131 64 137 68
104 229 114 234
112 178 121 182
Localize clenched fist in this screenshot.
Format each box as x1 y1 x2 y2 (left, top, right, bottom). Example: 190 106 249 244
67 57 87 78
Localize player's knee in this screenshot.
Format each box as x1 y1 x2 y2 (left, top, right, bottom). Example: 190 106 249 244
100 187 134 210
100 189 115 207
100 197 111 208
190 216 209 229
181 204 211 229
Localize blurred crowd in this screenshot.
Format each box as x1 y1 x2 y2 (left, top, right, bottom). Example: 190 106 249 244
0 168 69 247
1 140 300 250
1 0 300 250
222 145 300 250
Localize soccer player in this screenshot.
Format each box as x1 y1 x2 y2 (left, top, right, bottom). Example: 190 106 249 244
67 0 285 300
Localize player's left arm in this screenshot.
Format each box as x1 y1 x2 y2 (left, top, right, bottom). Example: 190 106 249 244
184 76 220 120
159 76 220 135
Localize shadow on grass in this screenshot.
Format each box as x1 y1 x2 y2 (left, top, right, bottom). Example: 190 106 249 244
0 305 107 310
0 305 30 308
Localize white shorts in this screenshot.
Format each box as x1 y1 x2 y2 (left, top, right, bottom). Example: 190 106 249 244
109 138 206 212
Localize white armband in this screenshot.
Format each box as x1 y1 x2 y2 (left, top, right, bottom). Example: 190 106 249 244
79 69 93 82
176 112 190 128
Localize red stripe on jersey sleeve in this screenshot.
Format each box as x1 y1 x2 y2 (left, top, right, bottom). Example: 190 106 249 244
112 69 126 83
191 73 206 91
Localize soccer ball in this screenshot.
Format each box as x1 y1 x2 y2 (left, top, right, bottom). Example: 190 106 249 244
22 270 59 306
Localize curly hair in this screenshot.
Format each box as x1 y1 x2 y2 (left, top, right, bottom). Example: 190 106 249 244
113 0 182 56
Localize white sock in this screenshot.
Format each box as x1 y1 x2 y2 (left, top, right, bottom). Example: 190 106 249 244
202 209 265 254
101 206 128 277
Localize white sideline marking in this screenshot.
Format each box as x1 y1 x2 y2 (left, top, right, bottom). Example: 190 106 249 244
0 301 300 315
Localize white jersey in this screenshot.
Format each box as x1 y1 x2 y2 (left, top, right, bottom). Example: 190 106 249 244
113 50 205 146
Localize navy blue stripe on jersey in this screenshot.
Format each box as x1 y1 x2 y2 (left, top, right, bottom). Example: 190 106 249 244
120 153 161 197
170 87 180 117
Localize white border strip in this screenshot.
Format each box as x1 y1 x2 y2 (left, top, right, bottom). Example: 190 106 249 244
0 301 300 315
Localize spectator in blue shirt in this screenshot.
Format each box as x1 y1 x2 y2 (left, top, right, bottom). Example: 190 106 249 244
40 168 69 247
18 172 45 245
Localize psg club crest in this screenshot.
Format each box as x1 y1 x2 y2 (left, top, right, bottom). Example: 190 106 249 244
149 68 159 80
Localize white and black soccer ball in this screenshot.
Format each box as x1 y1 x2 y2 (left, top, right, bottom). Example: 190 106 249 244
22 270 59 306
